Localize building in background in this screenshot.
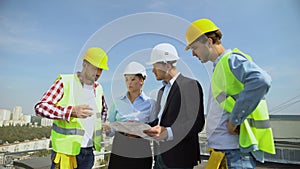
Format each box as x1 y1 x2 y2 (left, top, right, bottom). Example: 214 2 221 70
0 109 11 121
12 106 22 121
41 118 52 127
0 106 25 127
22 115 31 124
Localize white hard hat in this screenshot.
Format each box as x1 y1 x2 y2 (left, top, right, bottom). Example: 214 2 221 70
147 43 180 65
123 61 147 77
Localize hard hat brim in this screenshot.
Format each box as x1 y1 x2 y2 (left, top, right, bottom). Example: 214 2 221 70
185 45 191 50
101 66 109 70
146 61 156 65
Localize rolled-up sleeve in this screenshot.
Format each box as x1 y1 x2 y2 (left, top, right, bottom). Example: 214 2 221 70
228 54 271 125
34 79 72 121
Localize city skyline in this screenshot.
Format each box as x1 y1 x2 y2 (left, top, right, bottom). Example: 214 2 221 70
1 0 300 115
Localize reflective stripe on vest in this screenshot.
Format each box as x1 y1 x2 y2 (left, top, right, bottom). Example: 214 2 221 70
247 119 271 129
215 91 239 104
211 48 275 154
52 123 85 136
51 74 103 155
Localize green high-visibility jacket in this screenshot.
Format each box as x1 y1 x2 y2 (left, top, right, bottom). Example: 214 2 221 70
211 48 275 154
51 74 102 155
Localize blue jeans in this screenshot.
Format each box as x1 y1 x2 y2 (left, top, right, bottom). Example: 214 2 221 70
51 147 95 169
217 149 256 169
153 155 193 169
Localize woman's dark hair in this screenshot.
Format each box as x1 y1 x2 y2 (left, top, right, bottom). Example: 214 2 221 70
136 74 146 80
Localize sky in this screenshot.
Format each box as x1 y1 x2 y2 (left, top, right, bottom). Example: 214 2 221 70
0 0 300 115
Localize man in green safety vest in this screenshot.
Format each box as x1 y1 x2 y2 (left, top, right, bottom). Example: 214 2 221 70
35 47 109 169
185 18 275 169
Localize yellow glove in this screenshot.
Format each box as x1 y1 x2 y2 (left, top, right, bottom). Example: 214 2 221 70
53 152 77 169
205 148 228 169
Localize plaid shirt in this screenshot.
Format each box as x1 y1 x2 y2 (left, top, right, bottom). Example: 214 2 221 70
34 77 108 122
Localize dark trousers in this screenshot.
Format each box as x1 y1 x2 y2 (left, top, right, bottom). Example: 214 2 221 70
108 132 152 169
153 155 193 169
108 153 152 169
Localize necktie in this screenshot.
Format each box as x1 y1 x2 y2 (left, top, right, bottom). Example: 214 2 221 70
158 83 170 125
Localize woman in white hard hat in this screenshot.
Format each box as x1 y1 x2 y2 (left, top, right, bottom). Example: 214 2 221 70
105 61 156 169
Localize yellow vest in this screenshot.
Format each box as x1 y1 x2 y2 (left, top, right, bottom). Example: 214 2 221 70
211 48 275 154
51 74 102 155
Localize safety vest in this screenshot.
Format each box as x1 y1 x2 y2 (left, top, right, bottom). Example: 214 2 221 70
211 48 275 154
51 74 102 155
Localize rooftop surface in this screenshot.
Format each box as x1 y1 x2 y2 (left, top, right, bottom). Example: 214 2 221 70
194 156 300 169
12 155 300 169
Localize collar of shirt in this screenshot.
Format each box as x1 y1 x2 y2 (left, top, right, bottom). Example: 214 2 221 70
213 49 232 68
162 72 181 87
120 91 148 102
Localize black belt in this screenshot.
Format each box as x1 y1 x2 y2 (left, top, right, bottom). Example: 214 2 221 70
81 147 93 149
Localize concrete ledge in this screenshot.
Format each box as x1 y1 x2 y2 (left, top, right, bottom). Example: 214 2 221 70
13 156 51 169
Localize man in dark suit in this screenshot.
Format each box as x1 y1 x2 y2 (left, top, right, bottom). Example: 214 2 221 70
144 43 205 169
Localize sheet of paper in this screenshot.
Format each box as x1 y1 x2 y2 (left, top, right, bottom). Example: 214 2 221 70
109 121 152 139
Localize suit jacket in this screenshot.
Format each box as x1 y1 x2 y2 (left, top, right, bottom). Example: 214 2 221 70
150 74 205 168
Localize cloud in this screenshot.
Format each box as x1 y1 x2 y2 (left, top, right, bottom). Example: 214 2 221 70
147 0 167 10
0 34 57 55
0 16 64 56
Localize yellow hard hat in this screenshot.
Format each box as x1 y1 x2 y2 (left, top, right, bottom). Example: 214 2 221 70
82 47 109 70
185 18 219 50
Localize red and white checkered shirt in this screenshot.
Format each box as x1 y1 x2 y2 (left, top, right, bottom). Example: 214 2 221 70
34 77 108 122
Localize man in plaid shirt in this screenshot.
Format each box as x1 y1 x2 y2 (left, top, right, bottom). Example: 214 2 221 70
34 76 108 122
35 47 109 169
